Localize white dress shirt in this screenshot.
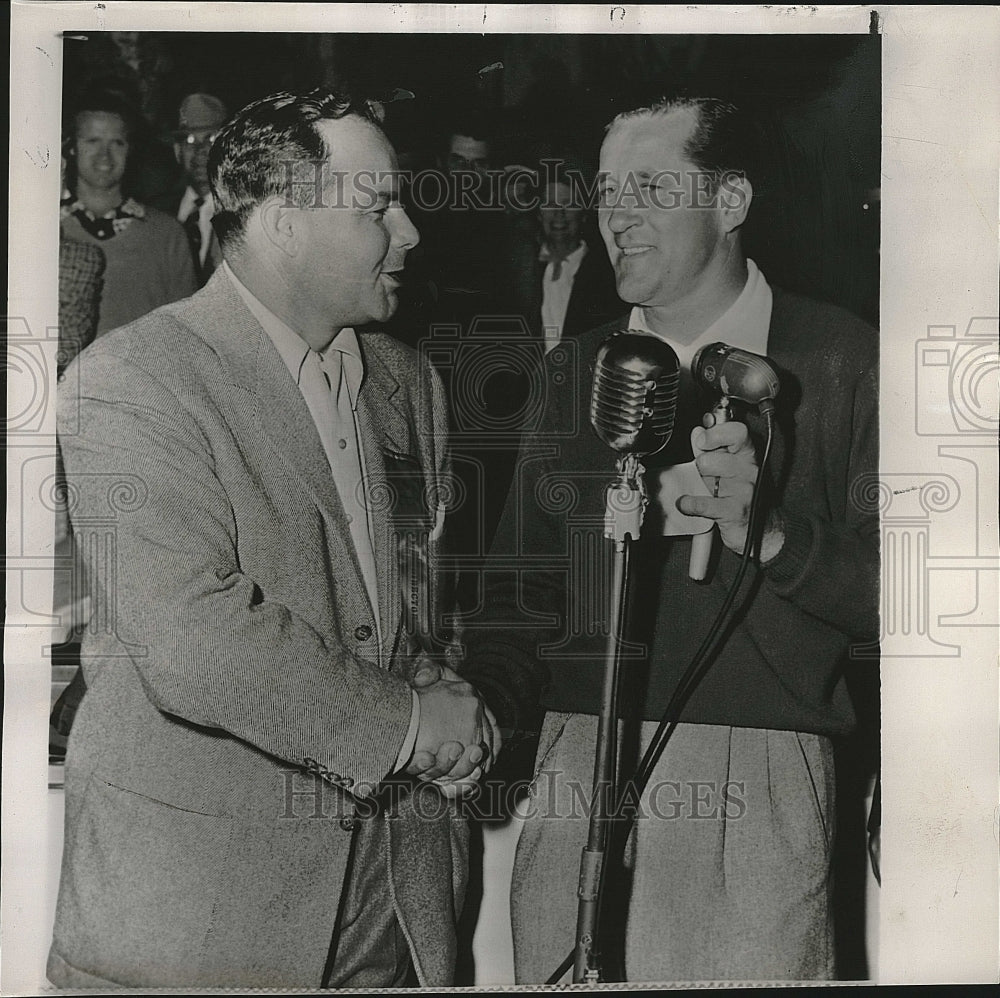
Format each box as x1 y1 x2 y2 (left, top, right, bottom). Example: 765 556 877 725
628 258 773 367
225 262 419 772
540 240 588 353
631 259 774 544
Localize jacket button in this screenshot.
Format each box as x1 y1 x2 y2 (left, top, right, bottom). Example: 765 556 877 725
340 816 356 831
354 624 372 641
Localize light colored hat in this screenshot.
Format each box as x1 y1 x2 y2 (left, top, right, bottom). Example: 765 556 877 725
176 93 228 134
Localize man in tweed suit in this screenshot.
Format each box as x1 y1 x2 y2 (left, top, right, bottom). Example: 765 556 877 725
48 90 497 989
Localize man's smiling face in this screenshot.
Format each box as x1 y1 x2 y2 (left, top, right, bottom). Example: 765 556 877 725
294 116 420 329
598 108 728 309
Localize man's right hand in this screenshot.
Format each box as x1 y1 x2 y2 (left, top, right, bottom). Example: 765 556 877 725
406 668 491 789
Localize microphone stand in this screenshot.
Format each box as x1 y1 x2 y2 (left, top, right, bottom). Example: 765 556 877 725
573 450 646 984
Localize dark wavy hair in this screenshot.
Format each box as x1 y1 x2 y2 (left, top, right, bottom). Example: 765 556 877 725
208 89 381 250
607 97 753 194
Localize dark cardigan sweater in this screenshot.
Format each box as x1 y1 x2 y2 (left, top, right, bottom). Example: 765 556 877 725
463 288 879 739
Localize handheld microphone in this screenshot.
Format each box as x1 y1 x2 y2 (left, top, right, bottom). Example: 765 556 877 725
590 332 681 457
688 343 780 581
692 342 780 412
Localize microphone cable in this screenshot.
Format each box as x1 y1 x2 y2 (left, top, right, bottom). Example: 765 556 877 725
626 407 776 800
545 407 777 985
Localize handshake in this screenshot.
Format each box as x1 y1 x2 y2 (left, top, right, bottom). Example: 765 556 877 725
404 658 501 799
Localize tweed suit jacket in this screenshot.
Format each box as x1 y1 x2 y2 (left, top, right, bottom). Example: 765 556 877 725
48 268 468 989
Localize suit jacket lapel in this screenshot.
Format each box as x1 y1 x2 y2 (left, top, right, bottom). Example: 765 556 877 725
563 243 616 340
191 271 380 638
357 341 413 665
562 249 592 339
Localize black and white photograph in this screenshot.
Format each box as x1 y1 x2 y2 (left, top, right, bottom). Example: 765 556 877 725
4 4 998 993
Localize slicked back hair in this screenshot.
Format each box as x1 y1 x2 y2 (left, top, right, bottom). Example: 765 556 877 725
208 90 381 250
606 97 752 195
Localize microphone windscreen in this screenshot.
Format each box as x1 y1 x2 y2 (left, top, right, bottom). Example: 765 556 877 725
692 342 780 404
590 332 680 456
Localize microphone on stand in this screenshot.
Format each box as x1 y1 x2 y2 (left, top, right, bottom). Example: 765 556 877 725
570 331 680 985
688 342 781 580
590 330 681 457
589 331 681 542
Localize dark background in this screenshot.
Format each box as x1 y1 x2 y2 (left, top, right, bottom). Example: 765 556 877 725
63 31 880 325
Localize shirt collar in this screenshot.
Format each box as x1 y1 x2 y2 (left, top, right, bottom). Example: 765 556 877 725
223 261 365 408
61 196 145 221
628 259 772 370
539 240 588 266
179 186 213 220
178 187 199 220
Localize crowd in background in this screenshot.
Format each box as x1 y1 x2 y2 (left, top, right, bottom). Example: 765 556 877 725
55 42 879 572
56 31 881 363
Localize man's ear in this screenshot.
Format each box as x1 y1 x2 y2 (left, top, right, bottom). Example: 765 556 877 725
173 142 183 166
257 196 300 257
718 173 753 233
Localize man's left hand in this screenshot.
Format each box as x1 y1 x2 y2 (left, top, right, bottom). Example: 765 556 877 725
676 422 784 562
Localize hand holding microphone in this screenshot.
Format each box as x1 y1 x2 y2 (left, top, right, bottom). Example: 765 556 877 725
682 343 784 569
590 335 783 566
678 420 765 556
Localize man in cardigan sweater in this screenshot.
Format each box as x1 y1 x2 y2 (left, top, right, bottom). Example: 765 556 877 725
464 98 878 983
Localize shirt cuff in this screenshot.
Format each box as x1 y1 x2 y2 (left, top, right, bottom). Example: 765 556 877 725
392 688 420 773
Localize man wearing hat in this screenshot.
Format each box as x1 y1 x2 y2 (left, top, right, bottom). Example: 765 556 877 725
174 92 228 286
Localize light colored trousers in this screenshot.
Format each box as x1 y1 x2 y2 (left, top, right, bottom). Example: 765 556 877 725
511 713 836 984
